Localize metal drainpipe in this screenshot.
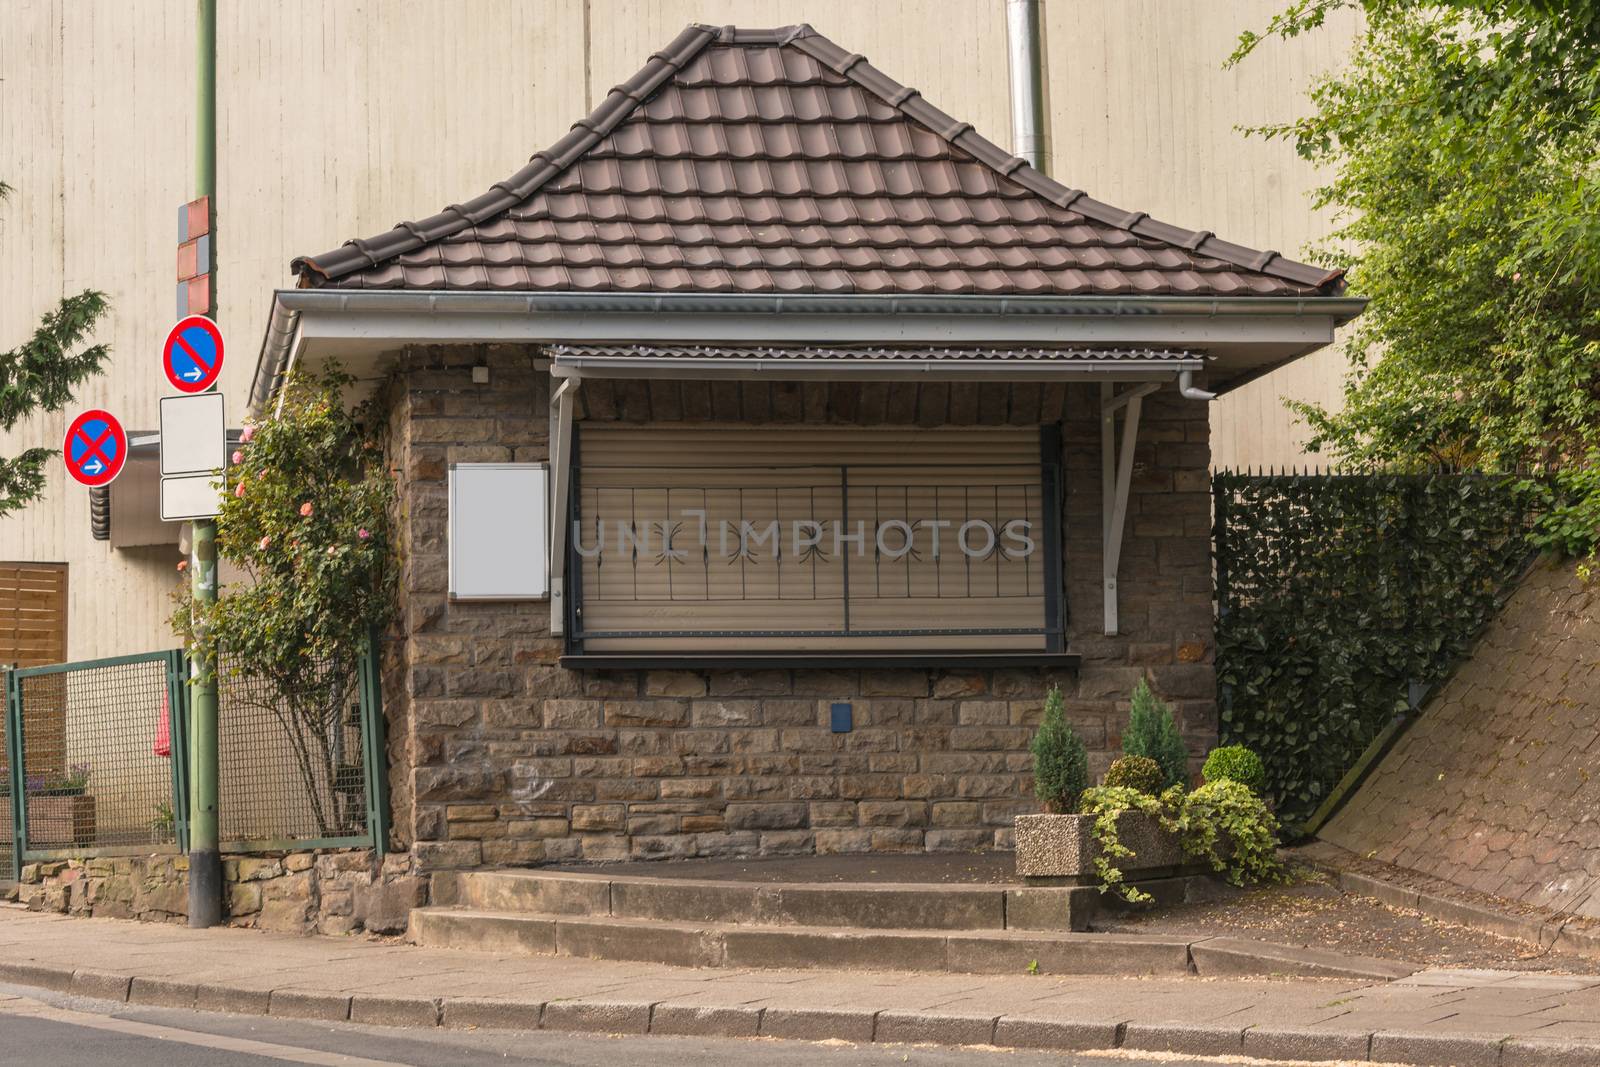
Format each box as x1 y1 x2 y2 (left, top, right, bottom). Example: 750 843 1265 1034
1006 0 1046 170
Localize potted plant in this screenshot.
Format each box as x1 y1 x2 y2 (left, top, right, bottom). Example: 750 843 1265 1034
25 763 96 848
1014 684 1190 885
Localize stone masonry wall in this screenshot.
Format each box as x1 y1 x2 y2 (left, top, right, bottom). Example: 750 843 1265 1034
13 848 424 935
385 346 1216 871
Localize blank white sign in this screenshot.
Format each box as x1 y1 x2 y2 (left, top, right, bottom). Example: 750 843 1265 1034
160 393 226 476
449 463 549 600
161 472 222 521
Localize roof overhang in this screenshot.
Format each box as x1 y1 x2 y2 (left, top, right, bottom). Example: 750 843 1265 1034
251 288 1366 414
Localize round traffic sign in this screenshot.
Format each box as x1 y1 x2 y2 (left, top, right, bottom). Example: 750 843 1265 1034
63 409 128 488
163 314 225 393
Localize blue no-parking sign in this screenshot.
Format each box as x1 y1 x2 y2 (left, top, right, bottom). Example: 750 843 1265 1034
163 314 225 393
63 409 127 487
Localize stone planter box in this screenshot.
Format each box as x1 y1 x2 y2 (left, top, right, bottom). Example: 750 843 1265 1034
0 794 97 850
1014 811 1190 885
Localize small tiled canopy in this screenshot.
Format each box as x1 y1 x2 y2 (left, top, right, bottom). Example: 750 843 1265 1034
291 24 1344 299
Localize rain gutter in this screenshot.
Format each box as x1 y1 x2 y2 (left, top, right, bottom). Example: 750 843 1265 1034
250 289 1367 413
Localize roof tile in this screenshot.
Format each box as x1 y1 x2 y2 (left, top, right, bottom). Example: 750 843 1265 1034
292 23 1344 298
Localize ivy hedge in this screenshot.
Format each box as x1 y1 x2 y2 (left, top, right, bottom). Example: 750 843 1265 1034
1213 471 1535 829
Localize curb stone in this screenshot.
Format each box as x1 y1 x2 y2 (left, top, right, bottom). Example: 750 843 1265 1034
1122 1022 1245 1056
1371 1030 1505 1067
268 988 352 1022
0 966 1595 1064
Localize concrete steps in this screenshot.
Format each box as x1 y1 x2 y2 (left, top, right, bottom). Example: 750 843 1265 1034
430 868 1078 931
411 869 1417 980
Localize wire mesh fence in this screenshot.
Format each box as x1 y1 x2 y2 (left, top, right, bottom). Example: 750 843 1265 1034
217 652 372 849
7 652 186 863
0 640 384 877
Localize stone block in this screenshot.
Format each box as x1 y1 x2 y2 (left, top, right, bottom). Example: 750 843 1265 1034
650 1004 762 1038
1371 1031 1504 1067
605 701 689 728
128 978 197 1009
70 969 131 1002
1243 1028 1372 1062
541 999 654 1034
724 802 807 830
441 998 544 1031
356 875 427 935
1122 1023 1244 1056
645 671 707 697
270 989 352 1022
759 1007 876 1042
994 1016 1121 1051
350 995 442 1028
876 1009 997 1047
197 983 270 1015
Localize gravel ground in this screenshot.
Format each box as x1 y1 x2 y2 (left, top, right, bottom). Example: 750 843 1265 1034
1098 867 1600 974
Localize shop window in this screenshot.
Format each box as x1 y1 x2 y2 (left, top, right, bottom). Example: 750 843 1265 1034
566 426 1063 657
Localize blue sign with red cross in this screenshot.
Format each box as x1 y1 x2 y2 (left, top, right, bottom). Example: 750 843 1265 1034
63 409 127 488
162 314 225 393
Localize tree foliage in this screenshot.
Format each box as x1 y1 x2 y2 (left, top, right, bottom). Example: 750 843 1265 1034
1121 679 1189 790
174 367 396 835
1232 0 1600 556
0 181 111 516
1030 685 1088 814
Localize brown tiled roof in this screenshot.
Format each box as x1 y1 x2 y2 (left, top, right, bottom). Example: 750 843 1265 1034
292 24 1343 298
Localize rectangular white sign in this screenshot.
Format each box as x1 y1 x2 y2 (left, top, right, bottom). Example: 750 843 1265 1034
159 393 226 477
161 472 222 522
449 463 549 600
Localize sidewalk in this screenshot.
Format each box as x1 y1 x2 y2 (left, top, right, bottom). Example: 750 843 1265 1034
4 908 1600 1066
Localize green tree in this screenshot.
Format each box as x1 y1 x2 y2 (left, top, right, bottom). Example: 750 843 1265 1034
1231 0 1600 556
173 366 396 836
1030 685 1088 813
0 182 110 515
1122 679 1189 790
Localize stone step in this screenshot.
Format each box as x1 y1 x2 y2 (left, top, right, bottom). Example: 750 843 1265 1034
407 906 1197 975
433 868 1092 931
408 906 1416 980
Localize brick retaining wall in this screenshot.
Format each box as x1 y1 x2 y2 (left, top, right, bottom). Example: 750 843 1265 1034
382 346 1216 870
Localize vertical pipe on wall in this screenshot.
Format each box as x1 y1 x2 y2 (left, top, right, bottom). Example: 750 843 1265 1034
1006 0 1046 171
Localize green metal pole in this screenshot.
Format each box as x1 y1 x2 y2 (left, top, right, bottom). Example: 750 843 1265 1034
187 0 222 929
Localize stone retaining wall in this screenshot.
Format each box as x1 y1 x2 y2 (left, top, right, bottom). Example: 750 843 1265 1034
1322 559 1600 916
12 849 423 935
383 346 1218 870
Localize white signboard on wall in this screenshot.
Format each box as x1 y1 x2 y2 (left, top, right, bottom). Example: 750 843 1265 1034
448 463 549 600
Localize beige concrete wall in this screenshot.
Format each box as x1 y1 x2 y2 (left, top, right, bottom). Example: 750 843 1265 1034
1 0 1357 659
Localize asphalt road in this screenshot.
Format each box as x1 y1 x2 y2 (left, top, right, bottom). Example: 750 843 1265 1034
0 983 1246 1066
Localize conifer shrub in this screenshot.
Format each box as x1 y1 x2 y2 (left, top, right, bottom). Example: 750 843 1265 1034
1102 754 1164 796
1030 685 1087 814
1202 744 1267 795
1121 678 1189 790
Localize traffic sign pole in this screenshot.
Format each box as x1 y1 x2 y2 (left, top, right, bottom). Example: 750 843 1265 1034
187 0 223 932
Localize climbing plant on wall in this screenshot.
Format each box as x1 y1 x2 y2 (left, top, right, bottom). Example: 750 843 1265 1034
1212 470 1535 828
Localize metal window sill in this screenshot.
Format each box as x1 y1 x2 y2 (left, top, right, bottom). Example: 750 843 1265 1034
558 651 1082 671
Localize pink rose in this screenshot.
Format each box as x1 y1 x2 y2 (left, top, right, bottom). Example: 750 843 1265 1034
326 545 337 556
240 426 256 443
234 481 246 498
258 536 271 551
299 502 313 517
231 450 243 465
176 560 188 572
357 528 371 541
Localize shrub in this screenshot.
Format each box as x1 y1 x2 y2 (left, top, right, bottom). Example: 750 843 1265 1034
1103 755 1164 796
1122 678 1189 790
1201 745 1267 795
1078 779 1286 902
1030 685 1087 814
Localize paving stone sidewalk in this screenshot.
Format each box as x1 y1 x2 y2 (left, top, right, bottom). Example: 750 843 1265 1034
5 909 1600 1065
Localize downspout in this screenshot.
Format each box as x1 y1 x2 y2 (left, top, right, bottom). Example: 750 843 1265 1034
1006 0 1046 170
1178 368 1217 402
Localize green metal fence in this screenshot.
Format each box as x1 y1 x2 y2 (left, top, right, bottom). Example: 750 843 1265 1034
2 638 386 880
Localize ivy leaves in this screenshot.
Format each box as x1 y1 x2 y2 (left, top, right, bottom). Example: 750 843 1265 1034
1214 473 1533 828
